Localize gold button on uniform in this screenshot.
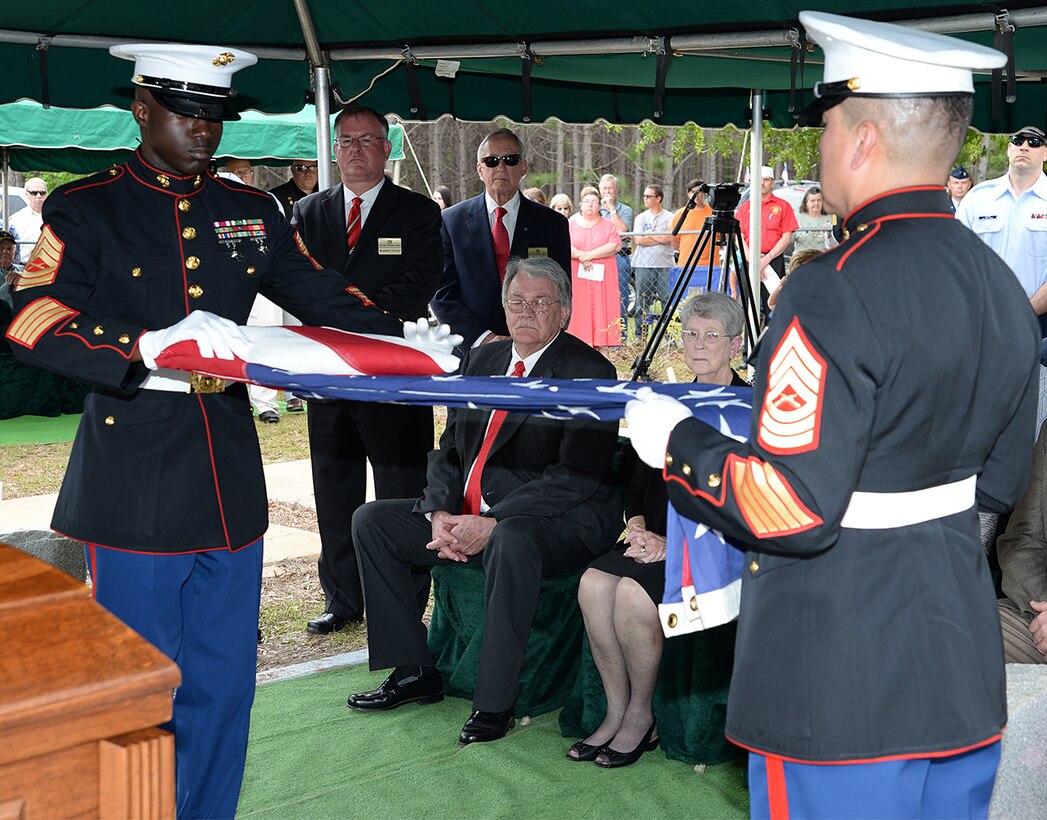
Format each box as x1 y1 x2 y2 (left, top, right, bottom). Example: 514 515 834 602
708 473 722 488
104 416 116 426
667 613 678 629
682 463 692 477
749 560 759 574
131 267 142 277
178 200 191 212
689 596 699 612
93 326 104 336
70 322 79 330
665 454 673 467
118 334 130 344
246 265 256 276
188 284 204 299
182 227 197 240
185 256 200 270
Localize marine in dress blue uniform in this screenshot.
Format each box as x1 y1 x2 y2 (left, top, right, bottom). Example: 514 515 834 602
5 44 401 819
627 12 1039 818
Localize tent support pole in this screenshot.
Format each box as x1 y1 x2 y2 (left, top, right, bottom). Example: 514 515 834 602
2 148 8 230
749 90 763 341
313 65 333 190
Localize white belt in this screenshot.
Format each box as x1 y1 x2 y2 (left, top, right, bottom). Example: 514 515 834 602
139 369 229 394
839 476 976 529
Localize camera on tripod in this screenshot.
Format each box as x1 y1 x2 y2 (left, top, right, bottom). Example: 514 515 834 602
699 182 743 216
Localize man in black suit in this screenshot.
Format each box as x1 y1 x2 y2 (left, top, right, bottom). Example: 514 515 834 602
270 158 319 218
292 104 443 634
347 256 621 744
431 128 571 352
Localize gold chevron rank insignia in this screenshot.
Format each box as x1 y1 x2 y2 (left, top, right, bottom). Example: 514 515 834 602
293 230 322 270
730 455 821 537
17 226 65 290
6 297 77 349
758 317 826 455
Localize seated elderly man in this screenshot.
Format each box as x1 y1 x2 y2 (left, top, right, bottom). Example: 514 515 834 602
997 418 1047 664
347 255 621 744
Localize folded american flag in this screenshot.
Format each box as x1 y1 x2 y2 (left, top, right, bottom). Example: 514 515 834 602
156 323 751 634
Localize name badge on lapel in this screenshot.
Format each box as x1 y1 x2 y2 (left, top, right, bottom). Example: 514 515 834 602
378 237 403 256
528 247 549 258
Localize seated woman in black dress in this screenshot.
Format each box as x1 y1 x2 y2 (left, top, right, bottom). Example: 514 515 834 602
567 291 747 768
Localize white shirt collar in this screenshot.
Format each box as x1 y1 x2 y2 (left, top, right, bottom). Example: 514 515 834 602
509 330 561 375
343 177 385 221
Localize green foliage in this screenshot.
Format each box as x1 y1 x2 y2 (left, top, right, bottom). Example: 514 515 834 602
762 128 822 179
28 171 88 191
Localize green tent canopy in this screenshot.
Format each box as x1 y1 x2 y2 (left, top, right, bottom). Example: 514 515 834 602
1 2 1046 131
0 100 405 173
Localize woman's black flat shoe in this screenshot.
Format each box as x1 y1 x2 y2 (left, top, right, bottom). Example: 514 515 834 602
594 723 659 769
567 740 603 762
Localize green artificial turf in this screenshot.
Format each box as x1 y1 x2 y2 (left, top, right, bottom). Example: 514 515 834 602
240 663 748 819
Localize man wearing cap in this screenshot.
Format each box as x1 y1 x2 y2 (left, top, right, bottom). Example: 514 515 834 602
956 125 1047 346
735 166 798 307
270 158 319 218
0 229 21 311
3 43 444 819
627 11 1037 818
947 164 973 210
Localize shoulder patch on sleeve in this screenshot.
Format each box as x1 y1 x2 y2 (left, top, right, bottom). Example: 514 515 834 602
757 316 825 455
6 296 77 348
16 226 65 290
293 230 323 270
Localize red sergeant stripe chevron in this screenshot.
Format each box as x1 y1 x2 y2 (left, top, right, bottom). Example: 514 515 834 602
16 225 65 290
6 297 77 348
757 317 826 455
293 230 323 270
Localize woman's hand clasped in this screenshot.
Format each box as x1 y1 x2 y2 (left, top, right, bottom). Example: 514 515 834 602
623 524 667 564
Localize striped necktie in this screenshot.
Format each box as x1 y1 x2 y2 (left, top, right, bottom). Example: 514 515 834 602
462 359 526 514
346 196 363 250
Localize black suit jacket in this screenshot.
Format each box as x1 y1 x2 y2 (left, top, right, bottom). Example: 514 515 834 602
432 192 572 350
416 331 621 552
292 180 443 321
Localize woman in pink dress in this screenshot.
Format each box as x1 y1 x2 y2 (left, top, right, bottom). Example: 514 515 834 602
568 186 622 348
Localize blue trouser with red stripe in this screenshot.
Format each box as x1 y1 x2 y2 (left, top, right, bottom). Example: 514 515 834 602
87 540 263 820
749 741 1001 819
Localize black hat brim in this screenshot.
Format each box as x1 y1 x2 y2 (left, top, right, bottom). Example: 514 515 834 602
150 88 241 122
794 94 847 126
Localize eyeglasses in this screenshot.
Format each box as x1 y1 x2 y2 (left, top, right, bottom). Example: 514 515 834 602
643 193 660 199
290 164 319 173
681 329 733 343
334 134 385 150
480 154 523 168
26 190 46 196
505 297 557 314
1011 135 1045 148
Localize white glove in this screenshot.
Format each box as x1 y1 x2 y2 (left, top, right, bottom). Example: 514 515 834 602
625 386 694 468
138 310 252 371
402 318 464 357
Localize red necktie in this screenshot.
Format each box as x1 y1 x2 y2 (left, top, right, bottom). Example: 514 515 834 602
462 360 526 514
346 196 363 250
492 206 510 281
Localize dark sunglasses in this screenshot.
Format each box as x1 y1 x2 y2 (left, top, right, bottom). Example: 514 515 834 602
26 190 46 196
290 164 319 172
480 154 522 168
1011 135 1045 149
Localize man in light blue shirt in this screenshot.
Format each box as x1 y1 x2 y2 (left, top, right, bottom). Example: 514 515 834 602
599 174 634 338
956 125 1047 346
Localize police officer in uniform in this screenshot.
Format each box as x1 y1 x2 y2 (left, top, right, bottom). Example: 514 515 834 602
627 12 1039 818
4 44 452 819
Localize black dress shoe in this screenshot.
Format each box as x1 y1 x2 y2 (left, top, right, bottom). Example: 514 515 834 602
347 672 444 711
594 722 659 769
306 612 358 634
566 740 602 762
286 397 305 412
459 709 515 745
258 410 280 424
